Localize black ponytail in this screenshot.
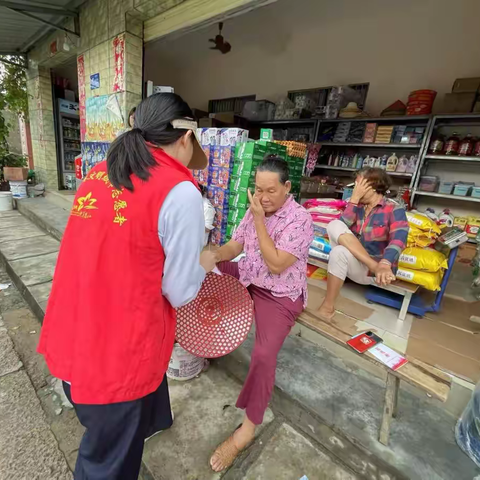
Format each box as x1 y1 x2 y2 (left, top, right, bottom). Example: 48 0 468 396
107 93 193 191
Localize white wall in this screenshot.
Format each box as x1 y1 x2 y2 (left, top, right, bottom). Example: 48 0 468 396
144 0 480 115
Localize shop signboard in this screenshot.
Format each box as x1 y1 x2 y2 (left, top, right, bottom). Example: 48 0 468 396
59 99 79 116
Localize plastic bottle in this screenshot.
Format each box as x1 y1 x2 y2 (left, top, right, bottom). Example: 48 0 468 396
386 153 399 172
439 209 454 228
459 134 474 156
445 132 460 155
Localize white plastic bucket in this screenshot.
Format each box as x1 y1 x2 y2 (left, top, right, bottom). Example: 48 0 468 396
167 343 204 381
9 181 28 199
0 192 13 211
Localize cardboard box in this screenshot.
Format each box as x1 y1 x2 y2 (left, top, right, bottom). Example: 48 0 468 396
207 186 229 209
211 146 235 168
3 167 28 181
227 206 248 224
229 191 249 209
452 77 480 93
230 174 255 191
210 166 231 190
219 128 248 147
443 93 476 113
198 128 221 146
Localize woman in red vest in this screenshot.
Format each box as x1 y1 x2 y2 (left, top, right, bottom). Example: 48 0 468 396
38 93 217 480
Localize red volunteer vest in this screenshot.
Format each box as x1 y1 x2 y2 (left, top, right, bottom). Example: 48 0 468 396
38 148 195 404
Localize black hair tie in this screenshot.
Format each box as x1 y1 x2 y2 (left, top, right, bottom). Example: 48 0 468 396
132 127 145 137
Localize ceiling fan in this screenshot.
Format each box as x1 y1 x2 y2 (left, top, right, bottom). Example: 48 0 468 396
209 22 232 54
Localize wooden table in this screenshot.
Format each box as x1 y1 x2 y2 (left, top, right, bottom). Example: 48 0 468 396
370 280 419 321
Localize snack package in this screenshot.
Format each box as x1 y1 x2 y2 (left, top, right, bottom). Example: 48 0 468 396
399 247 448 273
396 267 443 291
406 212 442 235
312 237 332 254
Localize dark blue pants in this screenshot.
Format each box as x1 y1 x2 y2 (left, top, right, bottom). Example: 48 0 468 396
64 375 173 480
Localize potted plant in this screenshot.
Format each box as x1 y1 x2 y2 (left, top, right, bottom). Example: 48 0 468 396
1 152 28 185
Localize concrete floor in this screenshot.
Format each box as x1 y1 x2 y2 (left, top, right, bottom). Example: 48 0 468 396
1 197 479 480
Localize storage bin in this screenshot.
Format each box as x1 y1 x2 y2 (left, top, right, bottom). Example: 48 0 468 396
419 176 439 192
471 186 480 199
454 183 473 196
438 181 454 195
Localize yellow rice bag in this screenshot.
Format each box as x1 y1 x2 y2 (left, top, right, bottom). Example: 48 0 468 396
406 212 442 235
407 226 437 248
396 267 443 291
399 247 448 273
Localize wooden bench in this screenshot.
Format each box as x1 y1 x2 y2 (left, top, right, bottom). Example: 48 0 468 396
308 257 418 321
297 305 451 446
369 280 419 321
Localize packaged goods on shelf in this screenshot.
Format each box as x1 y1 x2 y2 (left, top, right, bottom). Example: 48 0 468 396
374 125 394 144
399 247 448 273
333 122 351 143
309 247 330 262
363 123 377 143
406 89 436 115
274 141 307 158
307 264 328 281
220 128 248 147
346 123 366 143
453 182 474 197
419 175 438 192
312 236 331 254
396 267 443 291
466 217 480 239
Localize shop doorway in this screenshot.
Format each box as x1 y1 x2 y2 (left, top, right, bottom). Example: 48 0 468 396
51 58 80 191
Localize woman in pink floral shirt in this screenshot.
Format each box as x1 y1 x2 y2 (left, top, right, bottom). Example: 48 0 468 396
210 156 314 472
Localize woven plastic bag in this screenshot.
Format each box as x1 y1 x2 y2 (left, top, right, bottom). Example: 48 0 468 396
456 382 480 469
407 226 437 248
399 247 448 273
396 267 443 291
406 212 442 235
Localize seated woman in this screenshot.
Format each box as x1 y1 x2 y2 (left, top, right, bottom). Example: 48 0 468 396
318 167 409 320
210 156 314 472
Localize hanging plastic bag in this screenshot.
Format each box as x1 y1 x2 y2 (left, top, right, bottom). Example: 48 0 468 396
455 382 480 469
399 247 448 273
396 267 443 291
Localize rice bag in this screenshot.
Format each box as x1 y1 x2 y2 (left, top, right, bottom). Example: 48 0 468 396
407 226 437 248
406 212 442 235
399 247 448 273
396 267 443 291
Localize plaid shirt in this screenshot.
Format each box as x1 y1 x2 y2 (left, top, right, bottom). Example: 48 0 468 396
340 198 409 270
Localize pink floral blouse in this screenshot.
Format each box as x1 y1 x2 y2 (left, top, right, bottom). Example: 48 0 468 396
233 196 314 306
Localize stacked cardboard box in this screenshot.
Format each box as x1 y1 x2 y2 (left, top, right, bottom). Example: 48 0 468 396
288 156 304 199
225 141 289 241
197 128 248 245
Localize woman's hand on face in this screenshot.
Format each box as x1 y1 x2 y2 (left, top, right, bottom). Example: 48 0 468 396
200 250 218 273
247 189 265 222
351 177 373 204
374 262 396 286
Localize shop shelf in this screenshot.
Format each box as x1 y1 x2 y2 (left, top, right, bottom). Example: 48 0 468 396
253 119 317 125
414 191 480 203
315 165 413 177
307 257 329 269
63 136 81 141
320 142 420 149
319 115 431 123
425 154 480 162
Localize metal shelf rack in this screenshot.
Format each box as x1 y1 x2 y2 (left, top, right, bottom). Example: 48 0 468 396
411 113 480 206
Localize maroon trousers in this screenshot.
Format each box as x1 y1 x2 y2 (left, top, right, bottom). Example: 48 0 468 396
219 262 303 425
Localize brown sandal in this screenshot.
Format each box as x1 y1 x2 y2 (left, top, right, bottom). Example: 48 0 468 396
210 431 253 472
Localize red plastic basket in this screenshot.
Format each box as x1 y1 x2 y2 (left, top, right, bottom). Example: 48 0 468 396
176 272 254 358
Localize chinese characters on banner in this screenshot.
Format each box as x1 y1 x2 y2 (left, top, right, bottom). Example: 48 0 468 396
112 34 125 93
77 54 87 143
